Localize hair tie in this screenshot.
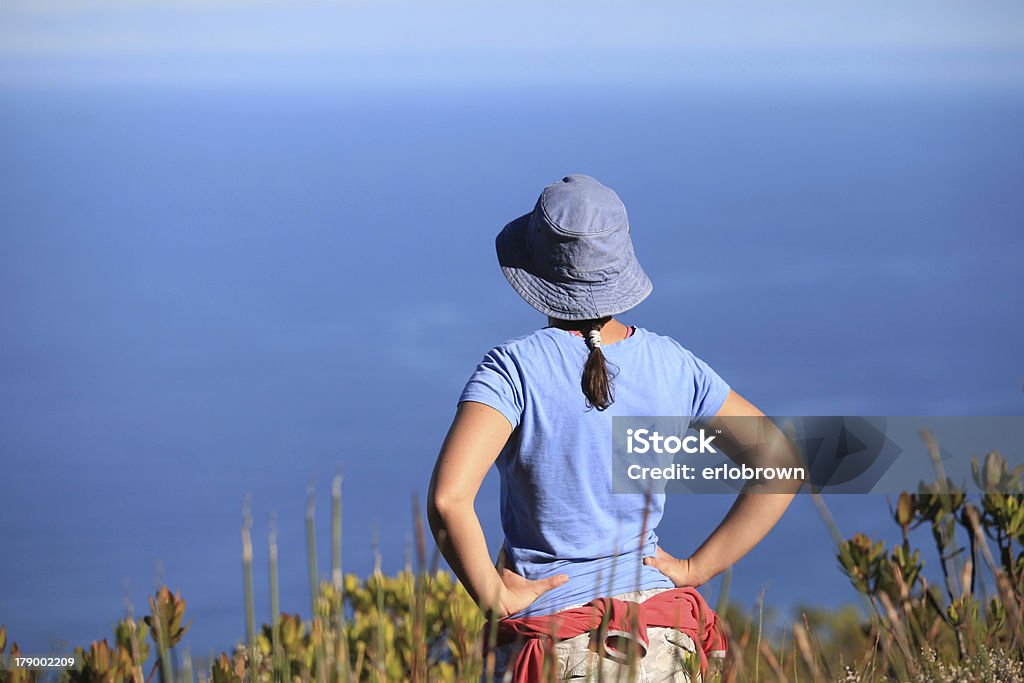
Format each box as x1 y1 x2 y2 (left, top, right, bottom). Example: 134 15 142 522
586 329 602 350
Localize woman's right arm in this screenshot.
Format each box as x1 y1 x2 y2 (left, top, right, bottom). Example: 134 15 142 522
427 401 568 617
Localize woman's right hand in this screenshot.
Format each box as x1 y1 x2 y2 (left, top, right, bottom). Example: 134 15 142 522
496 567 569 618
643 545 705 588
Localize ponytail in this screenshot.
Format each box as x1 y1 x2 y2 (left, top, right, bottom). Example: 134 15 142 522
580 319 617 411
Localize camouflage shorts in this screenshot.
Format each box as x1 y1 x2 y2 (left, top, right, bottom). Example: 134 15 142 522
488 587 704 683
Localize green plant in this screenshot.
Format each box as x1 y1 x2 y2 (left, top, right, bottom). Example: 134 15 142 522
4 441 1021 683
834 440 1024 681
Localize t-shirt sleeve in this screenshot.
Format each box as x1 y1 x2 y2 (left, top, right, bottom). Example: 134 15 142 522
458 345 525 430
685 349 731 421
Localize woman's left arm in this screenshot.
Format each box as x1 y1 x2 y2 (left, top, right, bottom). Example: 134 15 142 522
427 401 568 618
645 390 803 587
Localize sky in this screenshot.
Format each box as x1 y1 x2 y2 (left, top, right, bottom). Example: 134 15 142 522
2 1 1024 89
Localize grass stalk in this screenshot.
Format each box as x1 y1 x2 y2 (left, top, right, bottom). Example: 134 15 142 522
811 492 878 623
306 484 320 618
269 514 286 683
181 648 194 683
716 567 732 620
410 493 428 683
332 470 343 591
755 589 765 683
152 608 173 683
483 531 500 683
331 470 349 683
242 498 256 648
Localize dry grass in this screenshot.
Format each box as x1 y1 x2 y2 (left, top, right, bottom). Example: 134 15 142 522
2 442 1022 683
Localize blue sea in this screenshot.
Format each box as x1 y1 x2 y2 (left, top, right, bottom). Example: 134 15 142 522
1 83 1022 655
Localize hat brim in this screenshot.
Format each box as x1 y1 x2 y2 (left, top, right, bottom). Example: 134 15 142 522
495 213 653 321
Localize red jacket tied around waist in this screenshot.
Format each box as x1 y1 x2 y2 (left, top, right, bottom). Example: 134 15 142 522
487 586 727 683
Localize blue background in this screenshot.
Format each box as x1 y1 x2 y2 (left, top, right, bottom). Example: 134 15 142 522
1 0 1022 657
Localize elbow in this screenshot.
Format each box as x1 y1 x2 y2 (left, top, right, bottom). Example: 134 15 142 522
426 490 444 533
427 488 471 529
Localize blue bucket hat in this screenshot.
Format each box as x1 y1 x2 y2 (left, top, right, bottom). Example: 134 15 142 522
496 174 653 321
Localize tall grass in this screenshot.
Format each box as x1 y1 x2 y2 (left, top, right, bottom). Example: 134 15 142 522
2 435 1022 683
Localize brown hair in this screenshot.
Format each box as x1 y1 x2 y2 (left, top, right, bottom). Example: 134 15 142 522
579 318 617 411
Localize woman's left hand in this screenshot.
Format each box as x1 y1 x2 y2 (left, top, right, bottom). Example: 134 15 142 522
643 545 705 588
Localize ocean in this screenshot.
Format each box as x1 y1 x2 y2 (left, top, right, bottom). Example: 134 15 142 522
1 83 1022 655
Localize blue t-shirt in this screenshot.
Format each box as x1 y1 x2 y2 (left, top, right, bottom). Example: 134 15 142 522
458 325 731 617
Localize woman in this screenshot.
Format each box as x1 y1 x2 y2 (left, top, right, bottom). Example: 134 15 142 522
427 174 799 682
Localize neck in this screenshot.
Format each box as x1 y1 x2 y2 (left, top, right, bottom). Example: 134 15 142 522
547 317 632 344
